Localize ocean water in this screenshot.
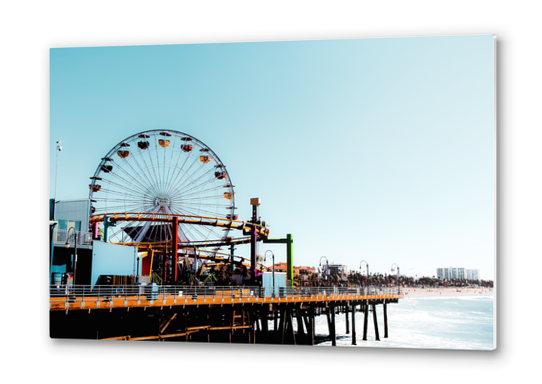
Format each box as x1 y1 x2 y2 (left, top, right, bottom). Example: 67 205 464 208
314 295 495 350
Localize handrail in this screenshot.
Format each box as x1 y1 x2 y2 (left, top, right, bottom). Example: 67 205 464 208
50 284 402 302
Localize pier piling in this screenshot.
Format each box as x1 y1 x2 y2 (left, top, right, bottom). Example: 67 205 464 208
296 312 305 343
326 306 337 346
351 304 357 345
279 309 286 344
288 310 296 345
363 304 369 341
372 304 380 341
384 301 388 338
309 307 315 346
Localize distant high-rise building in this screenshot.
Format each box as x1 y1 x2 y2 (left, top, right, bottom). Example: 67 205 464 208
467 269 480 281
437 267 466 280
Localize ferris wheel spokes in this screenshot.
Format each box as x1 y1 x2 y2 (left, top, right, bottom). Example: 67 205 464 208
89 129 236 250
165 153 204 198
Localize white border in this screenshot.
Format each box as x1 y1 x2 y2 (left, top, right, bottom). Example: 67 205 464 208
3 0 538 382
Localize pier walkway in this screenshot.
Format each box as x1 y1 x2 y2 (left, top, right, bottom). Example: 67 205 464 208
50 285 403 311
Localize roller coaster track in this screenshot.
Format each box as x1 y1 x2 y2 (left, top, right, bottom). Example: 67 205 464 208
114 236 253 251
89 212 271 271
89 212 269 239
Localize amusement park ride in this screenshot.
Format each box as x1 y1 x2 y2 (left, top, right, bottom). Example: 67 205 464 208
87 129 290 286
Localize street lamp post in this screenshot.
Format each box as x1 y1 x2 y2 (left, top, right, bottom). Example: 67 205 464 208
54 140 62 202
360 260 369 285
264 250 275 297
192 244 199 285
319 256 329 285
65 227 78 285
136 256 140 282
391 263 400 293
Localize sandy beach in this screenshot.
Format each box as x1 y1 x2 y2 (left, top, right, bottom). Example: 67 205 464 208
401 287 493 297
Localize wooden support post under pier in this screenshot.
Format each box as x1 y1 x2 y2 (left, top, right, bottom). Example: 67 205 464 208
296 312 304 343
250 311 256 344
288 310 296 345
363 304 369 341
303 314 310 337
207 312 210 342
326 310 333 339
345 304 350 334
351 304 357 345
279 309 285 344
326 306 336 346
332 306 336 346
262 306 269 333
384 301 388 338
185 312 189 342
372 303 380 341
309 307 315 346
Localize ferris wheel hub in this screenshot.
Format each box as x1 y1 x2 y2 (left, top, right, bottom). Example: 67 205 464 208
155 194 170 208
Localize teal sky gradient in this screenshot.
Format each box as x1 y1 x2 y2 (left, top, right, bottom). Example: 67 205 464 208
50 35 495 280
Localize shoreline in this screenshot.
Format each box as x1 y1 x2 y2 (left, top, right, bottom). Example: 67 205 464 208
401 287 493 297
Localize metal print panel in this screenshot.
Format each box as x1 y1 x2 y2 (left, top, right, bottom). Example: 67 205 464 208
49 35 496 350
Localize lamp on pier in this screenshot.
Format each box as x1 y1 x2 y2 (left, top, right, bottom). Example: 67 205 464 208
193 244 200 284
264 250 275 297
360 260 369 285
319 256 329 282
391 263 400 291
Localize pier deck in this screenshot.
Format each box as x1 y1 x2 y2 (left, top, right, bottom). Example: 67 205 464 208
50 285 403 345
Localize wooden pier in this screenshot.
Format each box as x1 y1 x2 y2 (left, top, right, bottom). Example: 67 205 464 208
50 287 403 345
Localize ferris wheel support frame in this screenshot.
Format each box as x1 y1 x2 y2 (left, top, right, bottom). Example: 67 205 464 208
90 211 270 284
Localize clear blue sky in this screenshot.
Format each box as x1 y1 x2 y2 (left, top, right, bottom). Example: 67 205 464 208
50 35 495 280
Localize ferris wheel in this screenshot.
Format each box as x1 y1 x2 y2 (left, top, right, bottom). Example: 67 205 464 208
88 129 237 250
